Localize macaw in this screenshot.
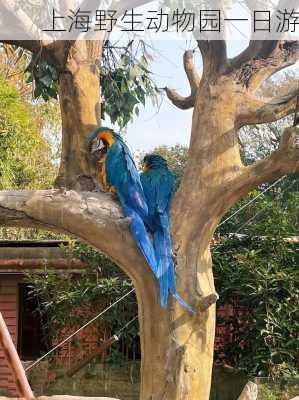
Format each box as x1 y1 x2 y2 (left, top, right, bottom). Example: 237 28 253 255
89 127 157 273
141 154 194 314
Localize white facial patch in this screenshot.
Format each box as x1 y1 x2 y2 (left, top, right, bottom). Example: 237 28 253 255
91 138 105 154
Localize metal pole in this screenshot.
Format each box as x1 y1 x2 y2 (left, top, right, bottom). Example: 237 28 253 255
0 312 34 399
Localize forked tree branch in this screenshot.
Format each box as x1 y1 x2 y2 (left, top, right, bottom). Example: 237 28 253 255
197 40 228 77
222 127 299 206
164 50 200 110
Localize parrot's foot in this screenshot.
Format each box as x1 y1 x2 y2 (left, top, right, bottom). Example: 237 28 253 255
199 292 219 311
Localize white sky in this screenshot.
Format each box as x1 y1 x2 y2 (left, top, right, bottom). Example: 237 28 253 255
115 40 249 152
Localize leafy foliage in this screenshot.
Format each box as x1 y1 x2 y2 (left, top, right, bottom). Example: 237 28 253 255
217 177 299 237
26 41 159 129
26 61 59 101
0 71 61 240
213 190 299 379
0 74 56 190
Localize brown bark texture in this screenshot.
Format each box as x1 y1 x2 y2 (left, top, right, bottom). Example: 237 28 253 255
55 41 103 190
0 6 298 399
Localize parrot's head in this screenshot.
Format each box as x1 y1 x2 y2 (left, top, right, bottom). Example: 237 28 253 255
89 127 116 161
143 154 168 171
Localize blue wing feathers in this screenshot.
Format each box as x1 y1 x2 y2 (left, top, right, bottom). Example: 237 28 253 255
123 206 157 272
141 165 194 314
106 141 148 218
105 139 156 273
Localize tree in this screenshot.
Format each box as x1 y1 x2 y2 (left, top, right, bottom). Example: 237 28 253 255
0 1 298 399
0 74 56 190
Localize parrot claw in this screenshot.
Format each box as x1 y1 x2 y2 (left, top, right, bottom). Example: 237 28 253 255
198 292 219 312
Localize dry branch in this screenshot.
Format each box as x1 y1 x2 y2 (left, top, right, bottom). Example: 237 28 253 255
238 90 299 126
164 89 196 110
165 50 199 110
225 127 299 204
184 50 201 95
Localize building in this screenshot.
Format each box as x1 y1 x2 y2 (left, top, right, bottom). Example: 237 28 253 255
0 240 86 396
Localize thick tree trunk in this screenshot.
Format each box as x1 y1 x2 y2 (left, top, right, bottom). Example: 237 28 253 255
150 81 243 400
55 42 102 190
138 255 215 400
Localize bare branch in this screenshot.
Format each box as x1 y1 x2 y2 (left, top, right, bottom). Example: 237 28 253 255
253 41 299 90
164 50 199 110
238 89 299 126
164 88 195 110
183 50 201 95
0 0 53 45
0 189 154 284
223 127 299 205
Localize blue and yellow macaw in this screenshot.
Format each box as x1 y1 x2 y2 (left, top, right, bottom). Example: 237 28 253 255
141 154 194 314
89 127 157 273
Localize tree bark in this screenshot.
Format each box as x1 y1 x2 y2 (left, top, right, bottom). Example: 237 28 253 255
55 41 103 190
0 190 214 400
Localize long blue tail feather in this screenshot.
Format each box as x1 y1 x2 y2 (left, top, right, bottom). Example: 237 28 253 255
122 205 157 274
154 227 194 314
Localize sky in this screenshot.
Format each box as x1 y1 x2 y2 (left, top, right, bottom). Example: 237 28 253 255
120 40 249 152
